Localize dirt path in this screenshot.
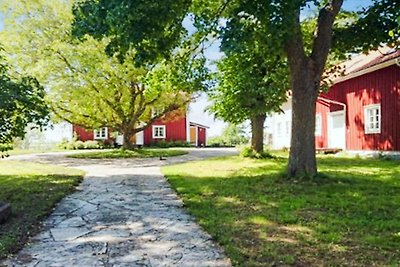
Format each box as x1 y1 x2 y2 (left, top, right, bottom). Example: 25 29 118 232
3 148 237 267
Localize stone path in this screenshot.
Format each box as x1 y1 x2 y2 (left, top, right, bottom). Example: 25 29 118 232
3 148 237 267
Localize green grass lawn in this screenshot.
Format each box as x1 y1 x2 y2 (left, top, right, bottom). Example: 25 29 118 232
68 148 188 159
0 161 84 259
162 155 400 266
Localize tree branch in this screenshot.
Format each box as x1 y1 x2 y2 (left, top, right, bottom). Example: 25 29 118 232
284 6 308 76
311 0 343 76
55 50 126 120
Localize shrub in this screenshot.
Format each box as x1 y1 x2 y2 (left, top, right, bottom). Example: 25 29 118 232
149 140 190 148
75 140 85 149
58 139 106 150
84 140 100 149
170 140 191 147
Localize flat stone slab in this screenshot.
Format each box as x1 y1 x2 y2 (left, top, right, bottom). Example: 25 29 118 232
3 148 236 266
0 202 11 223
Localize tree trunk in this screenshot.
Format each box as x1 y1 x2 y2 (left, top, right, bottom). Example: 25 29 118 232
250 114 266 153
284 1 343 178
287 65 319 177
122 129 136 150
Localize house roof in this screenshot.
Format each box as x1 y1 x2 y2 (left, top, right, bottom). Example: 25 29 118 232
189 122 209 129
333 47 400 84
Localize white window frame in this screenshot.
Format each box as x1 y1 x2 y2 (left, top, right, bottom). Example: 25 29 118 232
315 114 322 136
94 127 108 140
364 104 381 134
152 125 166 139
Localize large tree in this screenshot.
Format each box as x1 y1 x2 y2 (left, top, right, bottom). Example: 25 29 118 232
0 52 49 145
193 0 399 177
0 0 206 149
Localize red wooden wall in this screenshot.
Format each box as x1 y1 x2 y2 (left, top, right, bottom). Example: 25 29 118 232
73 126 113 142
315 100 330 149
318 64 400 151
143 117 187 145
73 126 94 141
197 127 206 146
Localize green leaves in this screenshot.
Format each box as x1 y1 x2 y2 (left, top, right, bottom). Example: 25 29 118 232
72 0 192 64
0 0 197 149
332 0 400 53
0 57 49 143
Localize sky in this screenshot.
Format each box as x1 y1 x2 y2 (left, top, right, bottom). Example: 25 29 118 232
0 0 375 137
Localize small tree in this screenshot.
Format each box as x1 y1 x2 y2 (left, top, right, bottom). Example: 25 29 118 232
209 10 289 153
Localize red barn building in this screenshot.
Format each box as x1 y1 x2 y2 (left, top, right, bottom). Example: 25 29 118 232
269 48 400 152
73 114 209 147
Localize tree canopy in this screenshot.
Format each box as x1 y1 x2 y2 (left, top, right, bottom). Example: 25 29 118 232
72 0 192 65
0 53 49 145
0 0 207 149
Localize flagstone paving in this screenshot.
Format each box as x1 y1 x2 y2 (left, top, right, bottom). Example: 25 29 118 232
3 148 237 267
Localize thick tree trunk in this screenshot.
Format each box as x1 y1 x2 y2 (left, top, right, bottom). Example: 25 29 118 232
250 114 266 153
287 71 318 177
284 1 343 178
122 129 136 150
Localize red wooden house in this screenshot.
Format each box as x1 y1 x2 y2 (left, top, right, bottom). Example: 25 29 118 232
73 114 209 147
269 48 400 152
316 49 400 151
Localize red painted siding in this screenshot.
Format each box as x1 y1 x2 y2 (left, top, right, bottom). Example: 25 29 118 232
144 117 187 145
73 126 113 143
315 100 330 149
73 126 94 141
197 127 206 146
319 64 400 151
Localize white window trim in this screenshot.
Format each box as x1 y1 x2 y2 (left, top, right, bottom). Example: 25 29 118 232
315 114 322 136
94 127 108 140
152 125 166 139
364 104 381 134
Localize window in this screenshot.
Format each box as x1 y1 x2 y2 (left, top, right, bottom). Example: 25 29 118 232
315 114 322 136
152 125 166 138
94 127 108 139
364 104 381 134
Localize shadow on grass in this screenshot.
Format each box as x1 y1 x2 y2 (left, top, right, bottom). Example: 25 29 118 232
0 173 83 258
165 156 400 266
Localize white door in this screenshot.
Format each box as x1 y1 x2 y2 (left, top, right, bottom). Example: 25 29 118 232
328 111 346 149
136 131 144 145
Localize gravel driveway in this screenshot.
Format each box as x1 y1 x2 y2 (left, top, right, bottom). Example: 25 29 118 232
3 148 237 267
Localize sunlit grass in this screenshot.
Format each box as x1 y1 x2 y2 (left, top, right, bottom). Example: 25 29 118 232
162 154 400 266
0 161 84 259
68 148 188 159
